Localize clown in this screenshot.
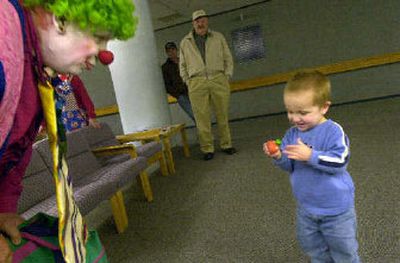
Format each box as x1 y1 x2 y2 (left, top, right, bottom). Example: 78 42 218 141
0 0 137 262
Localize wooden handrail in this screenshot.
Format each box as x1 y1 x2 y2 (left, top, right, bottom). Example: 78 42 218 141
231 52 400 92
95 104 119 117
96 52 400 117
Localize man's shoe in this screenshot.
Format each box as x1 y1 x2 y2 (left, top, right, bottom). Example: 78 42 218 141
222 147 237 155
203 152 214 161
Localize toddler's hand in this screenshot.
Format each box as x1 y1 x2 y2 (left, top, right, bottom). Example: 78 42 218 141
284 138 312 161
263 142 281 159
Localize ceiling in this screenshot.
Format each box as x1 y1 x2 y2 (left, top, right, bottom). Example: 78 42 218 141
148 0 268 31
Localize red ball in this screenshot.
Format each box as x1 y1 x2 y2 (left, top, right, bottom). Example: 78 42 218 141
266 140 279 154
98 50 114 65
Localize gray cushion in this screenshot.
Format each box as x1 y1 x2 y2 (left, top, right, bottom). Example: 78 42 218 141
21 157 147 219
75 156 147 189
18 148 55 213
136 141 162 158
67 152 102 182
35 133 102 182
65 129 93 158
21 196 57 219
81 123 128 164
20 124 150 220
101 154 131 166
32 139 52 170
82 123 119 148
24 146 48 175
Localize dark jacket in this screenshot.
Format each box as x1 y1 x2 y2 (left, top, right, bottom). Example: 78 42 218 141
161 58 188 98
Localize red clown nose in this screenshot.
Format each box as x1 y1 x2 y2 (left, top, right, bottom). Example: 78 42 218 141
98 50 114 65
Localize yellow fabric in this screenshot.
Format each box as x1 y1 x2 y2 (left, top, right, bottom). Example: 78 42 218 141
187 73 232 153
38 81 87 263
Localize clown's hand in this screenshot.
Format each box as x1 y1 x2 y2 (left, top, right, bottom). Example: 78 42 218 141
88 118 101 128
0 234 12 263
0 213 23 263
0 213 23 245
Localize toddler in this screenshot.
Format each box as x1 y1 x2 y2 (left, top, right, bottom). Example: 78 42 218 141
263 70 360 262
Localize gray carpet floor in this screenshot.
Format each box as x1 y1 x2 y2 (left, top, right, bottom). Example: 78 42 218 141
87 96 400 263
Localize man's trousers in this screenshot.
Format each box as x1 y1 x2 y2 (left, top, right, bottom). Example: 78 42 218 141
187 73 232 153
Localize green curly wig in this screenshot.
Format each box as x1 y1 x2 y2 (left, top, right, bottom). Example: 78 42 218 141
24 0 138 40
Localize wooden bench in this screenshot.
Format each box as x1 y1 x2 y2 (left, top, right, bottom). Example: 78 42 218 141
117 123 190 174
19 128 152 234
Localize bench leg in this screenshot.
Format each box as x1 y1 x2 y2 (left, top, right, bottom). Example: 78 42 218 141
180 127 191 157
110 191 128 234
137 171 153 202
158 152 169 176
163 137 176 174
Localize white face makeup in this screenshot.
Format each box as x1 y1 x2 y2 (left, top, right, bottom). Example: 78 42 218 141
38 15 108 74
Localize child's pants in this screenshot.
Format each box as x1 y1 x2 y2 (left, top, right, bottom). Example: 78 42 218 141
296 206 361 263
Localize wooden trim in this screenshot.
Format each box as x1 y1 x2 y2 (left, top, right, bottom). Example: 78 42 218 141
231 52 400 92
168 95 177 104
95 104 119 117
96 52 400 117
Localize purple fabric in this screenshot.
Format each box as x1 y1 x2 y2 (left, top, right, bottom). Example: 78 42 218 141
12 240 38 263
93 247 106 263
13 232 106 263
21 232 59 250
12 233 60 263
0 4 44 213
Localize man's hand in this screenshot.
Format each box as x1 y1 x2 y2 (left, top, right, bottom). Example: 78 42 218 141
284 138 312 161
0 213 24 263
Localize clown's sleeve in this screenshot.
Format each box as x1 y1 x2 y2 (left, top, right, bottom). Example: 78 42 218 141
71 75 97 119
0 0 25 157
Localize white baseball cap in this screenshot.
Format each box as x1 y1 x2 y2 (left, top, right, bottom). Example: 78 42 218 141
192 9 208 21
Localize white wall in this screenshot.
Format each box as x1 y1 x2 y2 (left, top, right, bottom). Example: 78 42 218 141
155 0 400 123
81 0 400 134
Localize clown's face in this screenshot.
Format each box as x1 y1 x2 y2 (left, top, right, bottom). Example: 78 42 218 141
37 15 109 74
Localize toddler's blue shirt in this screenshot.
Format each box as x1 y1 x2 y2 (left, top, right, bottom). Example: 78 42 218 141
274 119 355 216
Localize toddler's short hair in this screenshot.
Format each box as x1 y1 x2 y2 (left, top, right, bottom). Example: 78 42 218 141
285 70 331 107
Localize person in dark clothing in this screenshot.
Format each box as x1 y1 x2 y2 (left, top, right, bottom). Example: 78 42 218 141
162 42 195 121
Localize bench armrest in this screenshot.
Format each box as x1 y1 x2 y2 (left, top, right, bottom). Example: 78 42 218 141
92 144 138 158
116 129 161 144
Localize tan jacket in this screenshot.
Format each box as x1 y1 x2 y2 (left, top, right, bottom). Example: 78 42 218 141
179 30 234 83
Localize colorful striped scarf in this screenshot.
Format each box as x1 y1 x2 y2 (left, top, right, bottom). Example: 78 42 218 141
38 80 88 262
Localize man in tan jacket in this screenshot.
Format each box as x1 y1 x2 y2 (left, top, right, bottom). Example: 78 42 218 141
180 9 236 160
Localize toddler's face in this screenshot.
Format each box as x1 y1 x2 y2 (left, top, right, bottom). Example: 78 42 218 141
284 90 330 131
